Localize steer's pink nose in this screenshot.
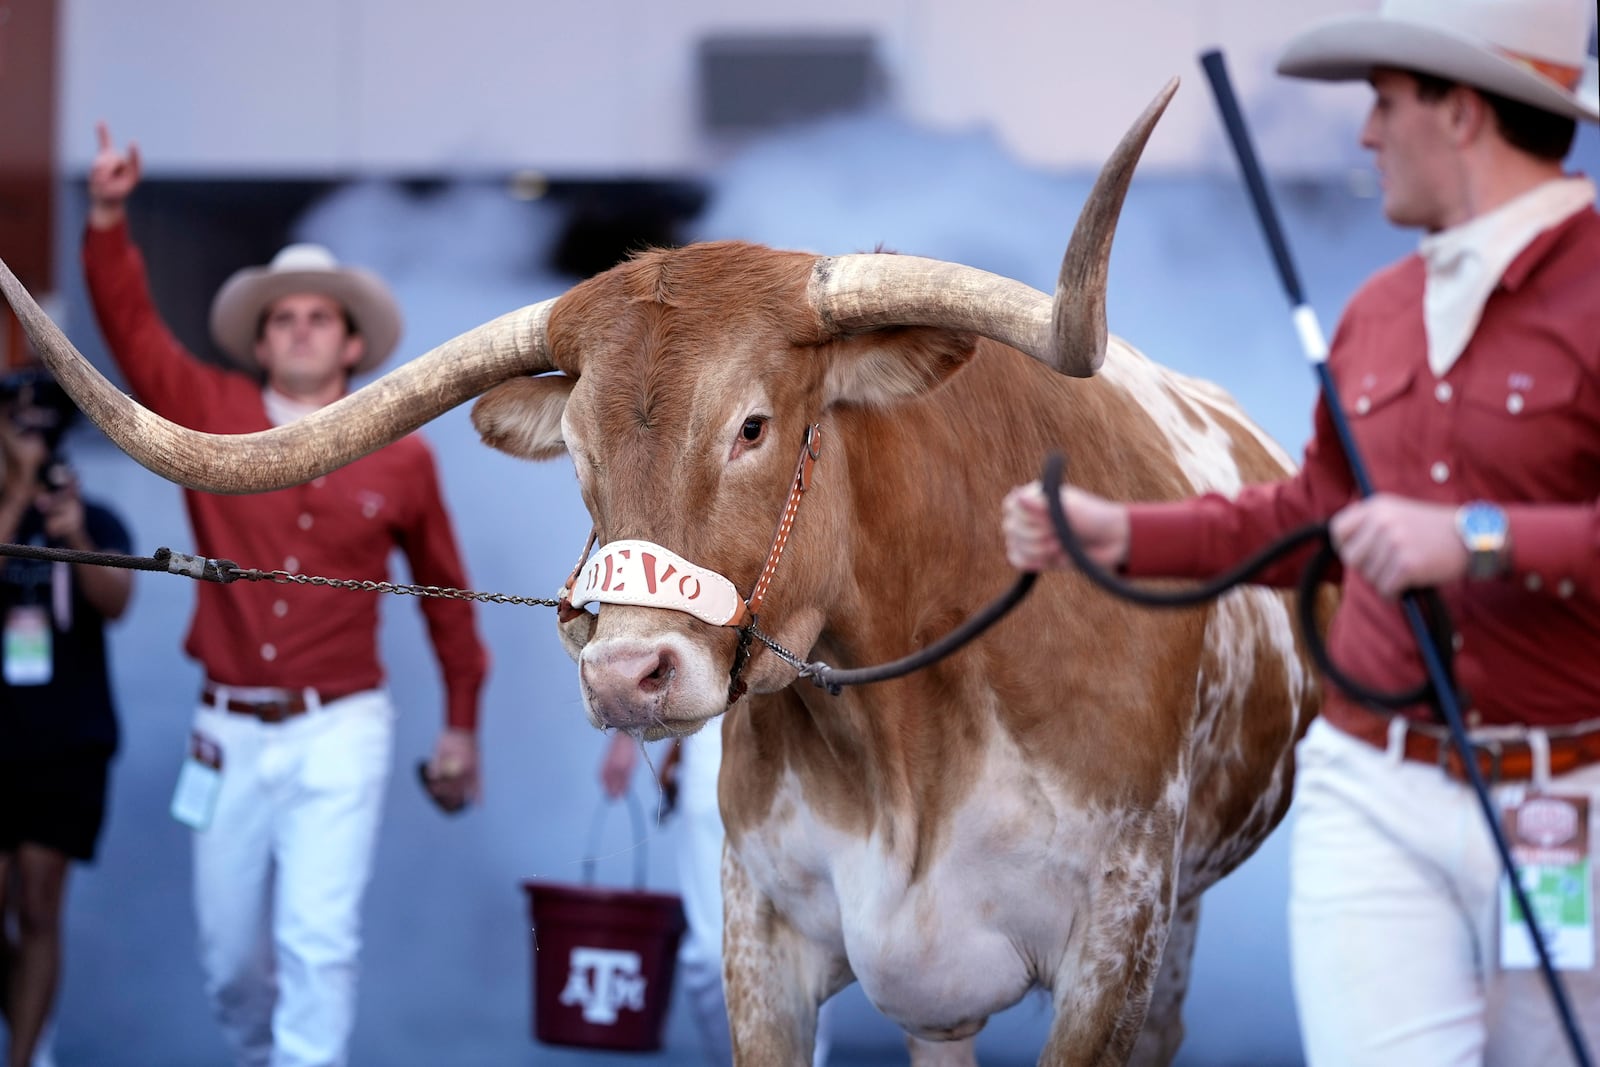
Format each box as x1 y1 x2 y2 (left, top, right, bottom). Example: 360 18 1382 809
581 643 680 728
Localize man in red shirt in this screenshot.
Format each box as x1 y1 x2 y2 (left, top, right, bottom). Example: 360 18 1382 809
1004 0 1598 1063
82 124 489 1067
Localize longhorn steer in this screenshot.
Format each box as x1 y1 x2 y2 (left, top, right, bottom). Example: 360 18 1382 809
3 80 1321 1066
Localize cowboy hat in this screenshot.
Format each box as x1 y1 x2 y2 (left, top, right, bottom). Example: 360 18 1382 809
1277 0 1599 123
208 244 403 374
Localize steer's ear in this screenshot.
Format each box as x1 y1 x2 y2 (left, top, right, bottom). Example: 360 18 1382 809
822 326 977 409
471 375 575 461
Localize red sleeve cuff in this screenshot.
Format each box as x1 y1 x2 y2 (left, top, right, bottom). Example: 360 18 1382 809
1505 504 1597 596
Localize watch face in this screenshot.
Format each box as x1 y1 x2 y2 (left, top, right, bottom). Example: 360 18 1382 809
1460 503 1506 544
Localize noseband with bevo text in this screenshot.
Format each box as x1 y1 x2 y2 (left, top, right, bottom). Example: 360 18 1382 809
557 423 824 704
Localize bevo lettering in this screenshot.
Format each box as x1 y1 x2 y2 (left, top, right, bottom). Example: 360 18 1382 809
601 547 633 593
641 552 679 595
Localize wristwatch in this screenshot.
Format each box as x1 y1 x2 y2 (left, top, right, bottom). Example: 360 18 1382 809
1455 501 1509 580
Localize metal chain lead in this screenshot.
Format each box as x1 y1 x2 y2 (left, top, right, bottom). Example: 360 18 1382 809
235 565 561 608
748 623 812 674
0 542 560 607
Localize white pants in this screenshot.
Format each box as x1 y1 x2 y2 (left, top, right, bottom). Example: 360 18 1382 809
676 722 835 1067
190 688 394 1067
1290 717 1600 1067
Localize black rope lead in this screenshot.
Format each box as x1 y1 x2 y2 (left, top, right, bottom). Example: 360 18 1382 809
0 541 244 583
796 572 1036 695
1037 451 1440 713
794 451 1440 705
1040 452 1327 607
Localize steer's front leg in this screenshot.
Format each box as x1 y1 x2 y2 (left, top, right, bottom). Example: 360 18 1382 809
1041 826 1182 1066
721 846 843 1066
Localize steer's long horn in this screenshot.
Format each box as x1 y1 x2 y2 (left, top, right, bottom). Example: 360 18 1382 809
809 77 1177 377
0 256 555 493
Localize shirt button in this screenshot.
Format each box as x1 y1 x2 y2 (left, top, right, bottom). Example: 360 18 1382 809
298 513 314 531
284 556 299 572
260 643 277 661
1526 573 1543 592
1467 710 1482 728
1506 392 1524 414
1558 579 1575 599
1452 632 1465 652
311 477 327 489
1355 396 1372 415
273 600 289 618
1430 461 1450 483
1434 382 1453 403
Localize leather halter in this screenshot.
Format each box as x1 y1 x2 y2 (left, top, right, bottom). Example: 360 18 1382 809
727 423 822 700
556 423 824 703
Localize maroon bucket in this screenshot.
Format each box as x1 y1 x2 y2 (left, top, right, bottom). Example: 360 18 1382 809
522 793 687 1052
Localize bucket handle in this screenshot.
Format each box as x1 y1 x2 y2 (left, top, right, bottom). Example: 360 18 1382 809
581 789 649 890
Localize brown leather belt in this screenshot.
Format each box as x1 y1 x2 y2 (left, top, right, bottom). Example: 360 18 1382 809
200 683 352 724
1340 704 1600 784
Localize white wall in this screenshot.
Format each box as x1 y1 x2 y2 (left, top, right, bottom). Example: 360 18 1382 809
59 0 1377 177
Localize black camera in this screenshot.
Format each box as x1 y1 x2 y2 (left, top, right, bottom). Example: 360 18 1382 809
1 367 79 488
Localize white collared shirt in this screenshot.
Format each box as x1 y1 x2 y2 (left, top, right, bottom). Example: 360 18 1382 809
263 388 320 427
1420 176 1596 377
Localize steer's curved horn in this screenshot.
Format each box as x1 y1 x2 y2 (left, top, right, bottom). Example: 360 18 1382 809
0 256 555 493
808 77 1178 377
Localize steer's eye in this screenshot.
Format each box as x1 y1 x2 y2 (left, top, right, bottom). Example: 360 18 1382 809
730 415 768 460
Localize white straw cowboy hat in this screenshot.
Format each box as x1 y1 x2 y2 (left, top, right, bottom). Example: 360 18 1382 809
1277 0 1599 123
208 244 403 374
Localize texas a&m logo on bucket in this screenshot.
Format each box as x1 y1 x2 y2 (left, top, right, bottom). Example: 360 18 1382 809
558 947 648 1024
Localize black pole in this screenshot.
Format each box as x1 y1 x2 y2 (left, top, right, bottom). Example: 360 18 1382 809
1199 48 1594 1067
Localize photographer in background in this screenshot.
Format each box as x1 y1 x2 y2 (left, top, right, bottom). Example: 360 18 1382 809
0 366 132 1067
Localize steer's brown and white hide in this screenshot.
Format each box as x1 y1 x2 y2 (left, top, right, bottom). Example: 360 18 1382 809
471 244 1320 1066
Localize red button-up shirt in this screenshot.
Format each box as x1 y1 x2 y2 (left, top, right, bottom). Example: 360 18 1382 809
1125 206 1600 734
84 222 489 731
